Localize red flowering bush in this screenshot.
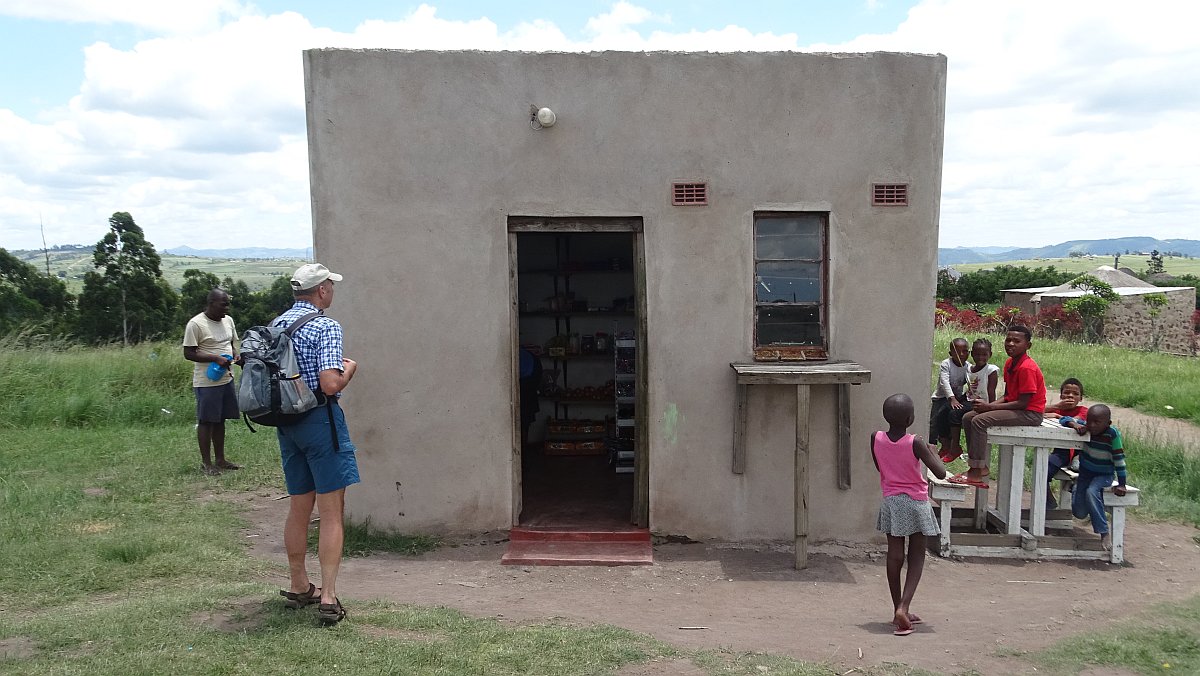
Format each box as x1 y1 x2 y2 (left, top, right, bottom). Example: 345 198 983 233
1035 304 1084 340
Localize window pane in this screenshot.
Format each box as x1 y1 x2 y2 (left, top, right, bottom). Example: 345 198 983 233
755 261 821 303
755 215 822 260
757 305 823 346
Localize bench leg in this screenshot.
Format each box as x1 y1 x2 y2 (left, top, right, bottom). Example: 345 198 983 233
940 498 952 556
1030 446 1050 536
1110 506 1126 564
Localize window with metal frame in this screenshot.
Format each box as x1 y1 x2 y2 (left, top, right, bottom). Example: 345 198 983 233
753 212 827 361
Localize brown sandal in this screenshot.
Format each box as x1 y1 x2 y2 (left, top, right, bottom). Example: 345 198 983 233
318 598 346 625
279 582 321 609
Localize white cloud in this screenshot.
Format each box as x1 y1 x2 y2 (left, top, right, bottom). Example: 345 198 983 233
0 1 1197 251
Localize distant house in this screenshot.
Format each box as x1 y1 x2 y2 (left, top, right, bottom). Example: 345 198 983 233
1003 266 1194 354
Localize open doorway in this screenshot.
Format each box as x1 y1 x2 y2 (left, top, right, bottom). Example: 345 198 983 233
509 217 646 530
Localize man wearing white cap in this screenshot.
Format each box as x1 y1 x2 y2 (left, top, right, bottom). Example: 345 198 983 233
272 263 358 625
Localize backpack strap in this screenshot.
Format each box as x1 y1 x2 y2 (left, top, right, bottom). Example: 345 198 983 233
283 309 341 452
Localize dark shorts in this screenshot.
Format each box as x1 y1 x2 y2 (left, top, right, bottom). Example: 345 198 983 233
929 394 968 440
277 402 360 495
195 382 239 423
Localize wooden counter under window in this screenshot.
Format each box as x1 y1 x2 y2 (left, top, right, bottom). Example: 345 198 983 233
730 361 872 569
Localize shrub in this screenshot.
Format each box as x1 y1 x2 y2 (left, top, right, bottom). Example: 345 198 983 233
1035 304 1084 340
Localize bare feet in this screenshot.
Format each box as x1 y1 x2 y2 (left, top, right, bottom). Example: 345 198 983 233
966 468 989 482
216 460 241 470
201 464 221 476
1100 532 1112 551
893 610 914 636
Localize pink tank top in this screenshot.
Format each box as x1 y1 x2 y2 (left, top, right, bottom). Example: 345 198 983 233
874 431 928 501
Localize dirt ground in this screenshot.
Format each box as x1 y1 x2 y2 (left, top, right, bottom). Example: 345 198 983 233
237 491 1200 676
234 409 1199 674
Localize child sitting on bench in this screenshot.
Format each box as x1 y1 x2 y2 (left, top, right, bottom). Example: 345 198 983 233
1061 404 1127 551
1043 377 1088 508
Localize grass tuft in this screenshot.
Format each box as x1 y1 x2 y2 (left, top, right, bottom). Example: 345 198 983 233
308 518 441 557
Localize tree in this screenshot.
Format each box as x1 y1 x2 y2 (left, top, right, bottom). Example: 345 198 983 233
76 212 178 345
1147 250 1165 275
1063 274 1118 343
0 247 76 336
1142 293 1169 352
178 269 222 326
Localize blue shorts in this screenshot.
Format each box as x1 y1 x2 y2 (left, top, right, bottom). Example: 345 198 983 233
195 382 238 423
277 402 360 495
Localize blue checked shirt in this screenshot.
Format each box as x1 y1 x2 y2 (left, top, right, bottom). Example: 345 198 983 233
273 301 344 395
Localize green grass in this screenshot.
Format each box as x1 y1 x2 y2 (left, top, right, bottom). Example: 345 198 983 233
11 249 307 294
0 586 675 675
952 255 1200 278
308 518 441 557
1027 595 1200 675
0 341 195 428
932 327 1200 425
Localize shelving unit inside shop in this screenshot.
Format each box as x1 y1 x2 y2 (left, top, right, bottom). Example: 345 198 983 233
612 337 636 473
516 232 636 458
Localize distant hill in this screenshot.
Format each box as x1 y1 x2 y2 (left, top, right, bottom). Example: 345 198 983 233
940 237 1200 268
164 245 310 259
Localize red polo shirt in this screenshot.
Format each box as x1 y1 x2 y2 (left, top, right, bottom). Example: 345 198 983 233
1002 354 1046 412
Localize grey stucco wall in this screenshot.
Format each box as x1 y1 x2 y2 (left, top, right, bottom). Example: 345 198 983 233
304 50 946 541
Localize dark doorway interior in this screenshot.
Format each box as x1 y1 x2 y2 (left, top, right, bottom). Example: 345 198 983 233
516 231 637 529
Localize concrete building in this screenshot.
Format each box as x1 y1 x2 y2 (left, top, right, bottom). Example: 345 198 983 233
1003 266 1195 355
303 50 947 545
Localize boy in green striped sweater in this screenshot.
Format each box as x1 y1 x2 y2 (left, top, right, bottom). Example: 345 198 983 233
1061 404 1126 551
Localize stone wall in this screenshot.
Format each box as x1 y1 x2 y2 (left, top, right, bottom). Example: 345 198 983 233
1042 290 1194 355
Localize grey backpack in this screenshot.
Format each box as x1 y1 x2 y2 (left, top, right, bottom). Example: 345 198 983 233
237 312 322 426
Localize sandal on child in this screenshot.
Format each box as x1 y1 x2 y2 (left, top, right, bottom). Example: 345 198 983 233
318 598 346 626
279 582 321 609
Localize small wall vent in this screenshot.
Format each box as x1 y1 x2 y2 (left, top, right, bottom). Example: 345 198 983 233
872 183 908 206
672 182 708 206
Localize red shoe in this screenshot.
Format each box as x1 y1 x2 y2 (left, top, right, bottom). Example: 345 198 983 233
939 450 961 464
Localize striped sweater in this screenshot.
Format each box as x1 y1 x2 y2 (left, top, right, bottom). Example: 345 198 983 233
1061 418 1127 486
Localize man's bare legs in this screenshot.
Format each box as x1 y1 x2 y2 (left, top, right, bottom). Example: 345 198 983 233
285 491 317 595
197 421 238 473
315 488 346 605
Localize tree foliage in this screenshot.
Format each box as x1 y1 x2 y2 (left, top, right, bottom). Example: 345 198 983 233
1063 274 1118 343
76 212 179 345
1148 250 1165 275
945 265 1077 303
0 248 76 335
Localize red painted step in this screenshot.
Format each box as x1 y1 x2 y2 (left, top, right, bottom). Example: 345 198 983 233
501 527 653 566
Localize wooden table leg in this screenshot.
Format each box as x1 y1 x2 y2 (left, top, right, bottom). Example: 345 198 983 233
996 444 1012 519
837 384 851 490
795 385 811 570
732 384 748 474
939 498 952 556
1030 446 1050 536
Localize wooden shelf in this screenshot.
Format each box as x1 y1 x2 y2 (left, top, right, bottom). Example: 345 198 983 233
521 311 634 318
536 354 613 361
539 397 610 405
519 268 631 276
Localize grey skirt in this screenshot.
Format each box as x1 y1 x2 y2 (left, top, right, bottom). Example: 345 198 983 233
877 494 939 537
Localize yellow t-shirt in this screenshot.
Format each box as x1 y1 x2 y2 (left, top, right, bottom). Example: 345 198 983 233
183 313 239 388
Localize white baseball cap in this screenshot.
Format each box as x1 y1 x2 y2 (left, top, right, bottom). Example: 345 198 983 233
291 263 343 291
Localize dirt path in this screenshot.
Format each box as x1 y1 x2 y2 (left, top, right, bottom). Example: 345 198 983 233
1103 403 1200 451
235 494 1200 675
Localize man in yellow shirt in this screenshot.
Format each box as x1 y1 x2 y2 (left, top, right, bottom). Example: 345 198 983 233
183 289 242 475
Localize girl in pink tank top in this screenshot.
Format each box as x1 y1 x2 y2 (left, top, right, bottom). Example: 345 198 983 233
870 394 948 636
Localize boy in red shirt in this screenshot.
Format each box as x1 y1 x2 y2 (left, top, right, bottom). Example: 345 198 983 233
951 325 1046 488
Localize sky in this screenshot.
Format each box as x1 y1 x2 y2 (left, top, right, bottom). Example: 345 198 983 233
0 0 1197 252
